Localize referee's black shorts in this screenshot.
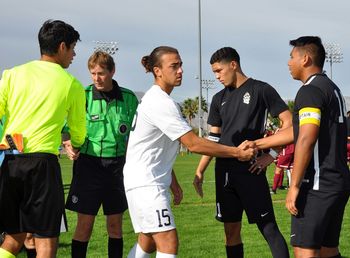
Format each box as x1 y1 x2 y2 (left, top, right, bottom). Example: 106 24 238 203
215 163 275 224
291 188 350 249
66 154 127 216
0 153 65 237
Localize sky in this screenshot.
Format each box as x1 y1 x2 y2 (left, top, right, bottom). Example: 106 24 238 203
1 0 350 104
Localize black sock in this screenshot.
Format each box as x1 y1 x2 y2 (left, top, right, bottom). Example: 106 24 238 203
257 220 289 258
25 247 37 258
71 239 89 258
226 243 243 258
108 237 123 258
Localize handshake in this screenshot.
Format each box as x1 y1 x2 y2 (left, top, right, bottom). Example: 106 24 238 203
234 140 257 162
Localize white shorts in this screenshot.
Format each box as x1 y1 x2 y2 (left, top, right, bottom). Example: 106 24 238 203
126 185 176 233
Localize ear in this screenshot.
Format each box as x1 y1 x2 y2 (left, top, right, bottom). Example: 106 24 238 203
230 60 238 70
58 42 66 53
303 54 312 67
153 66 162 78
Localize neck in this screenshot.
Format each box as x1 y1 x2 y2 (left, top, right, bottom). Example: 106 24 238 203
301 67 322 83
235 73 249 88
155 80 174 95
40 55 62 67
103 80 114 92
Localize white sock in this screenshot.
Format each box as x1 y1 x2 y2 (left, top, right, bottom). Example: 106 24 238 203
286 169 291 186
127 243 151 258
156 251 177 258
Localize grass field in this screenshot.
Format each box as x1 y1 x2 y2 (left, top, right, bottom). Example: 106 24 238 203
18 154 350 257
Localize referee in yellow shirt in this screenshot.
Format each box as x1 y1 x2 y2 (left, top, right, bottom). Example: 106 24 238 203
0 20 86 258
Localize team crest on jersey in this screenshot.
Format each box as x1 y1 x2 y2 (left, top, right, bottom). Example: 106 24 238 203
243 92 250 104
72 195 78 204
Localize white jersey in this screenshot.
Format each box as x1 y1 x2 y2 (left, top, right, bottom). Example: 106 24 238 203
123 85 192 191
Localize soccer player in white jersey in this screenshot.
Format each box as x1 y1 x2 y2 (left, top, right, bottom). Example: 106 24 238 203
123 46 257 258
255 36 350 258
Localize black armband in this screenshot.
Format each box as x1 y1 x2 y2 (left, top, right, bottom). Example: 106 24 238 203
207 132 221 142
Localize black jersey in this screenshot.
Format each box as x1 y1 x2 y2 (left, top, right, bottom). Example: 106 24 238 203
208 78 288 171
293 73 350 191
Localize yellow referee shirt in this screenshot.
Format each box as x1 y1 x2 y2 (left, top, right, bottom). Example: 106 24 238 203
0 60 86 154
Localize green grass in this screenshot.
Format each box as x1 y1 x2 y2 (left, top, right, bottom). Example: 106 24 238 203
18 154 350 257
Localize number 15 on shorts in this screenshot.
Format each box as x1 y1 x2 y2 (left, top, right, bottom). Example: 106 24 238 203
156 209 171 227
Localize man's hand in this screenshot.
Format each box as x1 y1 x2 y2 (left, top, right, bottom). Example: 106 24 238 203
170 175 183 205
249 153 274 174
193 172 204 198
236 140 257 161
62 140 80 160
238 140 256 150
285 185 299 216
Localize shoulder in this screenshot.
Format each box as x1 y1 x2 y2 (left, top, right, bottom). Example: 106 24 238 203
85 84 93 91
250 78 268 86
297 84 322 98
119 86 137 99
212 88 225 102
295 85 324 108
244 79 277 98
250 79 275 91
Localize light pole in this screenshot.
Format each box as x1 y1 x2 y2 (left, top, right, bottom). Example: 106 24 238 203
201 79 215 133
197 0 203 137
325 43 343 80
201 79 215 105
93 41 119 55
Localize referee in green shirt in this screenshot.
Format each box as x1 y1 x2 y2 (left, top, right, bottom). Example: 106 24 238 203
64 51 138 258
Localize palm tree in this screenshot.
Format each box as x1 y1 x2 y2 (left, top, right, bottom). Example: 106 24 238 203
194 96 208 114
181 97 208 126
287 100 294 112
182 98 197 126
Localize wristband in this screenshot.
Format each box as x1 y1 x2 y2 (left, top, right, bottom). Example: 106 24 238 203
269 149 279 159
207 132 221 143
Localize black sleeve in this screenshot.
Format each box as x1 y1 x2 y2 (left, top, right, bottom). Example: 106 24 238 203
207 92 222 127
294 85 324 112
262 83 288 117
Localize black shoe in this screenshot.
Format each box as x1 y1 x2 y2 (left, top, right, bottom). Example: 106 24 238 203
278 186 287 190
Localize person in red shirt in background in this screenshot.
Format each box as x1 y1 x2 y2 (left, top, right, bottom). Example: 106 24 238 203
270 144 294 194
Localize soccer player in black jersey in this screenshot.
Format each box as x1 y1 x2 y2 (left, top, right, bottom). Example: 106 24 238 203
255 36 350 258
193 47 291 258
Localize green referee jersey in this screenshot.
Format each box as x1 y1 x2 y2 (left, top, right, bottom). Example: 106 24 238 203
80 81 138 158
0 60 86 154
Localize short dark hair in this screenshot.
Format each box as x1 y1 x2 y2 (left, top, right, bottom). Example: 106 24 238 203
38 19 80 56
141 46 179 76
210 47 240 65
289 36 325 68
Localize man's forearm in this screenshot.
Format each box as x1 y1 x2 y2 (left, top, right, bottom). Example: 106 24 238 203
196 155 213 174
255 126 293 150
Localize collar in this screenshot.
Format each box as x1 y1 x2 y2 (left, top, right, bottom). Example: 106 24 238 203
304 73 325 85
92 80 124 102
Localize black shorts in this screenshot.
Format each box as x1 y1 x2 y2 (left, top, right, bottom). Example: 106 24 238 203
291 188 349 249
0 153 65 237
215 163 275 224
66 154 127 216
